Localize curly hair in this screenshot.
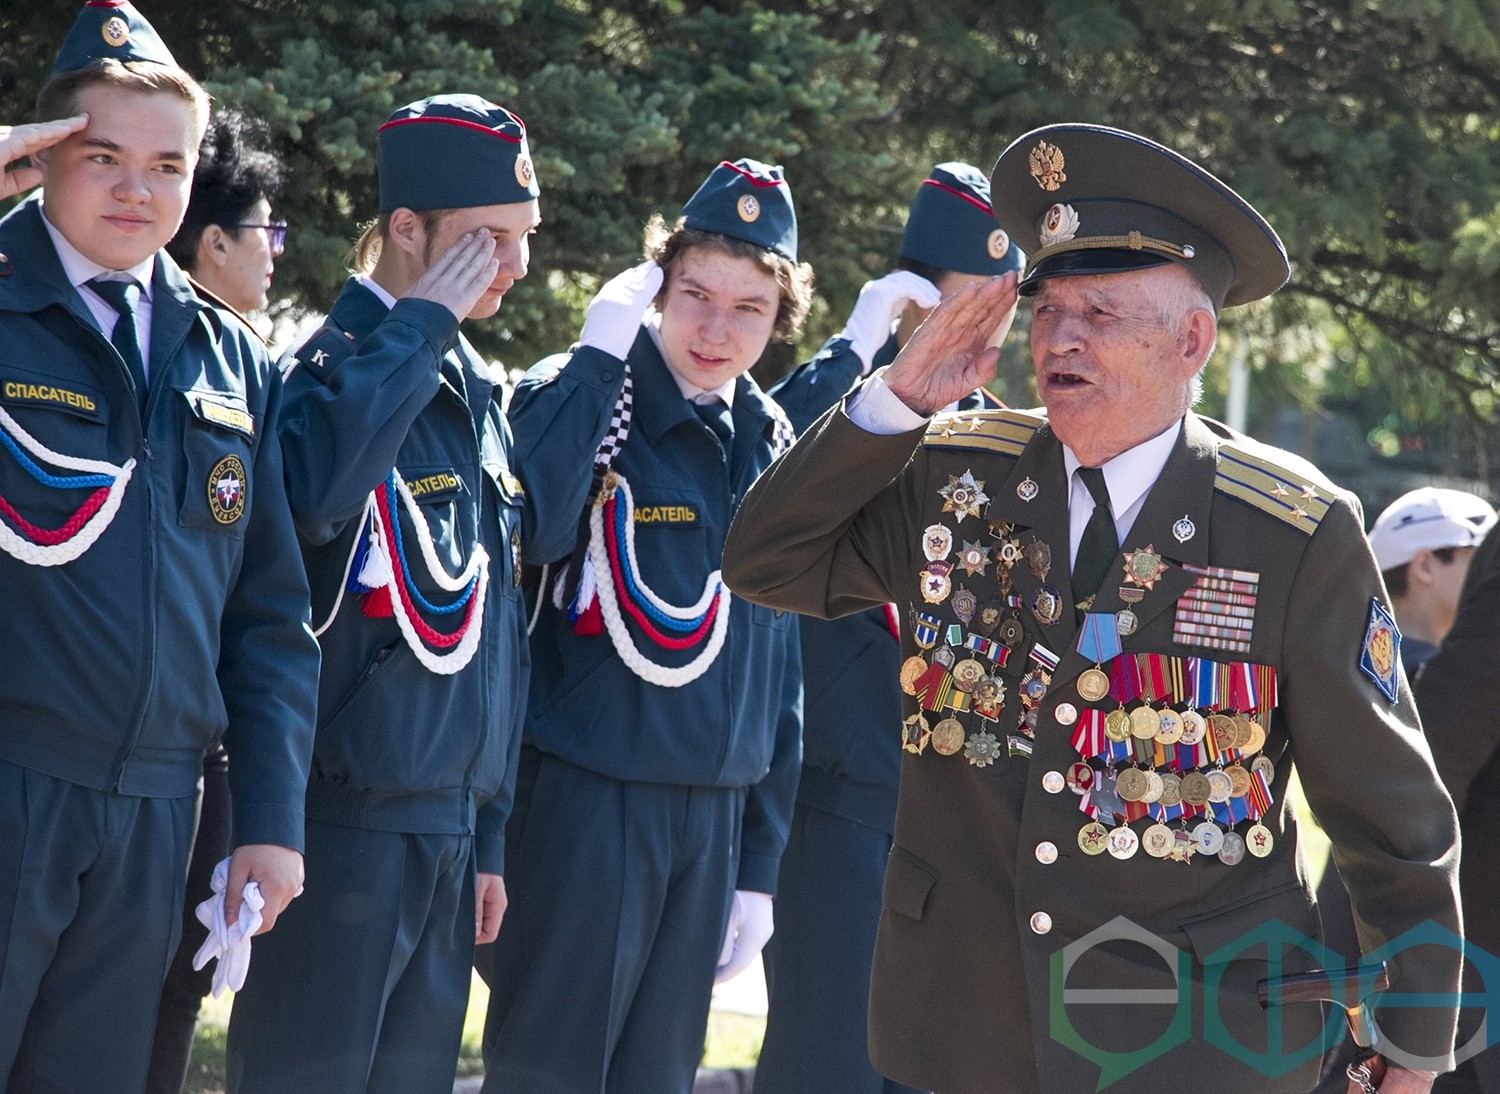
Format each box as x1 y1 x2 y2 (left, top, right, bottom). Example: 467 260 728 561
642 214 814 342
165 109 284 271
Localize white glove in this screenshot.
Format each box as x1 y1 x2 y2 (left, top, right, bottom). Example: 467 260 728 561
578 259 665 360
839 270 943 374
714 890 774 984
191 857 266 997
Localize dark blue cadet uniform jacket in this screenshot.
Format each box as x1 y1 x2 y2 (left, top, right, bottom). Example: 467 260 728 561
769 333 996 832
0 198 318 850
509 328 802 893
278 278 530 875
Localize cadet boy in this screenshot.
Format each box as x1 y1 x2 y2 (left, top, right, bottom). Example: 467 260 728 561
225 94 542 1094
0 4 317 1090
479 159 809 1094
724 124 1461 1094
757 161 1022 1094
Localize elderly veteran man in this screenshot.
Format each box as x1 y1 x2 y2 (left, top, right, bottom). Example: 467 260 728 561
723 123 1461 1094
225 94 543 1094
758 160 1022 1094
0 3 317 1091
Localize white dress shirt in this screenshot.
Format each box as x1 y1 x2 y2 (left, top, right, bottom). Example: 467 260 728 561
41 202 156 377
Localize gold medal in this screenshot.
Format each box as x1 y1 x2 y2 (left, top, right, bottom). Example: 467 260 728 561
1129 706 1158 740
1180 771 1212 806
1157 772 1183 807
1241 719 1267 754
1115 767 1148 802
900 655 927 695
1208 714 1237 752
952 658 985 693
1104 708 1131 742
1231 715 1255 751
1142 823 1175 858
1246 823 1274 857
1251 755 1275 783
1225 763 1252 798
1077 667 1110 703
931 718 966 756
1155 709 1184 744
1078 820 1109 855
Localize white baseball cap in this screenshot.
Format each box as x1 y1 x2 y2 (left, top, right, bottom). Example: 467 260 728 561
1369 487 1497 571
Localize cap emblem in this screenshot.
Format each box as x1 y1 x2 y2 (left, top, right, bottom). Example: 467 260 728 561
1039 203 1079 248
986 228 1011 261
514 151 534 189
101 15 130 48
1029 140 1067 192
736 193 761 223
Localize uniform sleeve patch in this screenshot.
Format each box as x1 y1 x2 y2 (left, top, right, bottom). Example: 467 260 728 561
1359 597 1402 703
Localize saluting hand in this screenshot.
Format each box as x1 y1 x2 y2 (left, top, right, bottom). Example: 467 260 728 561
0 115 88 201
402 231 501 323
884 272 1019 416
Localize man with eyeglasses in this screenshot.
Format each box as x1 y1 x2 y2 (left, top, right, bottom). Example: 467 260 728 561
143 106 290 1094
165 108 286 318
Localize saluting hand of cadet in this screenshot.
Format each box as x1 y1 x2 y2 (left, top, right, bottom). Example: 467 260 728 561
0 114 87 201
402 230 502 322
884 272 1018 416
840 269 943 374
578 258 665 360
225 844 305 935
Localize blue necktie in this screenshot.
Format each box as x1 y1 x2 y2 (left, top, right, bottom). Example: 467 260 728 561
89 277 148 413
693 397 734 453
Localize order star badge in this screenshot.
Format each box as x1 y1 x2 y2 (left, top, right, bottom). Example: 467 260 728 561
956 540 992 577
939 470 989 523
1122 544 1169 590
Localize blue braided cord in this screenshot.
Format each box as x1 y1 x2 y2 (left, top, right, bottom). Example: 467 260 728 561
611 493 715 632
384 475 477 615
0 424 114 489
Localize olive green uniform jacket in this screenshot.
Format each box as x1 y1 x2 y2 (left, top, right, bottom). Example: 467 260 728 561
722 402 1461 1094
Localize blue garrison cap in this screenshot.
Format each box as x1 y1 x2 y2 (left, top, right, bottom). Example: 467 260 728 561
900 162 1024 277
377 94 540 213
51 1 177 77
681 159 798 262
990 124 1290 310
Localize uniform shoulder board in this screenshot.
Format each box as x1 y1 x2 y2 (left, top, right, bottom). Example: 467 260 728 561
280 320 358 380
922 406 1044 460
187 274 266 345
1214 437 1336 535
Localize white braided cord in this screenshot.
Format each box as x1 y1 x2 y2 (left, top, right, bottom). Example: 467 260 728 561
587 472 729 688
312 495 374 638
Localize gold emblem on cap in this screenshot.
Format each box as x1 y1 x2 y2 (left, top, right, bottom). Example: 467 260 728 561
101 15 131 48
736 193 761 223
514 152 534 189
987 229 1010 261
1039 203 1080 248
1029 140 1067 192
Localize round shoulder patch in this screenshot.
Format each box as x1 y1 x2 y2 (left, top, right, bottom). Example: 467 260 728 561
208 454 248 526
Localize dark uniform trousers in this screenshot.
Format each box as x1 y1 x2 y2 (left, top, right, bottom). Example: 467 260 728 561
0 759 194 1094
476 747 744 1094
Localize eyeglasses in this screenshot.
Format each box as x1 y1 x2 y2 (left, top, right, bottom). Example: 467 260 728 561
236 220 288 256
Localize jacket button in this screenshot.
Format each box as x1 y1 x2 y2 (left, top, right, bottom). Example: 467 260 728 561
1030 911 1053 934
1035 841 1058 864
1042 770 1065 794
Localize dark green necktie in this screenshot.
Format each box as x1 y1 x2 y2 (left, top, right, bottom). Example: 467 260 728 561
1071 466 1117 607
89 277 148 413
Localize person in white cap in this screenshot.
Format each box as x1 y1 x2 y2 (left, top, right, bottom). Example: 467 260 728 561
1368 486 1497 673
